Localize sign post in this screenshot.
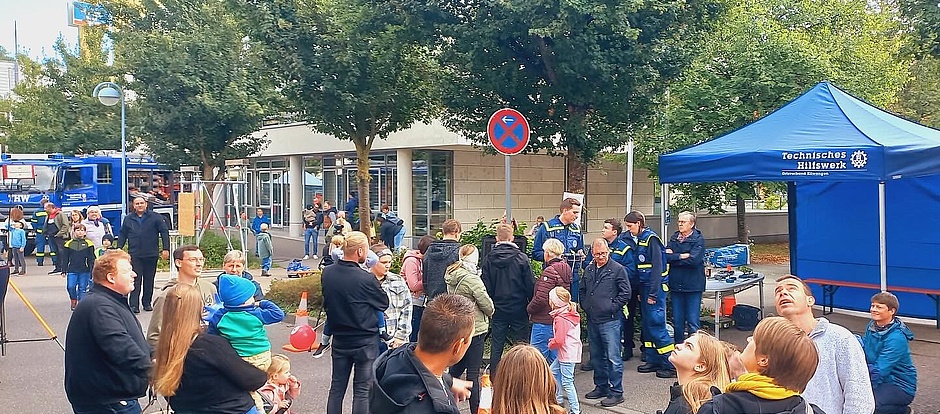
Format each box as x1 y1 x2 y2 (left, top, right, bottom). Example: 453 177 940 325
487 108 530 224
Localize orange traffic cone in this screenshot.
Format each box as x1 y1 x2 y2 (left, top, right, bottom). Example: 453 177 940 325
477 372 492 414
282 292 315 352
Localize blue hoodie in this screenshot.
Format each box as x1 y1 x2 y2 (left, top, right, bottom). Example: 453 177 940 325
861 317 917 397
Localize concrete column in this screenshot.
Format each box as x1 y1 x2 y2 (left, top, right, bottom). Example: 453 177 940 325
289 155 303 237
396 149 413 248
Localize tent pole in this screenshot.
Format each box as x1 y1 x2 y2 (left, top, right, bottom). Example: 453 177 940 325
661 183 669 238
626 140 634 212
878 181 887 292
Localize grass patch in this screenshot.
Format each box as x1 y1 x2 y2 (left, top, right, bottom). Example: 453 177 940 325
751 243 789 264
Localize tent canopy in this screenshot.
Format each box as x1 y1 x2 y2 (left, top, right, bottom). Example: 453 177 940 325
659 82 940 183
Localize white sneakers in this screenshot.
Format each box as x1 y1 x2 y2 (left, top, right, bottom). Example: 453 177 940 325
312 255 319 260
302 255 310 260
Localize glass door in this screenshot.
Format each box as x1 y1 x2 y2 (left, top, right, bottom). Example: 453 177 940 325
257 170 288 227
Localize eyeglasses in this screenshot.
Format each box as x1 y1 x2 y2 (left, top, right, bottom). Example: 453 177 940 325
592 251 610 257
181 257 206 263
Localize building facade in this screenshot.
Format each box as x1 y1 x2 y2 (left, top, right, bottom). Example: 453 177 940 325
247 120 656 245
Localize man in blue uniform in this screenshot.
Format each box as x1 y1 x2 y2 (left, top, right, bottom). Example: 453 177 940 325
30 196 52 267
623 210 676 378
531 197 584 301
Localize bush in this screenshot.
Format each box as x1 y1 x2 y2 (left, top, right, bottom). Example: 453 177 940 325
156 230 260 271
267 271 324 314
389 248 408 274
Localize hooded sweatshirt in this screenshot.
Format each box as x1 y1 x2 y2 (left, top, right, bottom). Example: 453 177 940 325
697 390 824 414
547 304 582 363
481 242 535 320
861 317 917 397
400 250 425 299
369 343 460 414
423 239 460 299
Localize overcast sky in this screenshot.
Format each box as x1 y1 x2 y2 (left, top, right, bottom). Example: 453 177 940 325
1 0 79 60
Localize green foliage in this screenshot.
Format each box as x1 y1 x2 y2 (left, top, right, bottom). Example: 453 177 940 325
415 0 720 192
156 231 258 270
896 0 940 58
0 33 125 154
231 0 442 233
267 273 324 314
107 0 273 176
389 248 408 274
894 56 940 129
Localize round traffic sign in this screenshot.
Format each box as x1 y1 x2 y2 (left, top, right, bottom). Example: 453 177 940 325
487 108 530 155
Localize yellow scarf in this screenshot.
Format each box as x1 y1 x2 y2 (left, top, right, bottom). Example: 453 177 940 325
726 373 800 400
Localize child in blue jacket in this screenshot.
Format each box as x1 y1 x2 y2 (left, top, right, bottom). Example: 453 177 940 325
207 274 286 412
9 221 26 275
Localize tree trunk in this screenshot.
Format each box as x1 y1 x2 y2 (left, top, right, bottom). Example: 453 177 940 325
565 151 587 194
354 140 373 235
735 182 748 243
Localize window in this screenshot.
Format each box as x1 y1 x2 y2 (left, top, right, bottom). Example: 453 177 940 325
96 163 112 183
412 150 453 237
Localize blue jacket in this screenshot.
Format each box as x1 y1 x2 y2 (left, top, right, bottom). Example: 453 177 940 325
531 215 584 263
584 237 637 282
633 227 668 298
665 228 705 292
251 215 271 234
862 317 917 397
578 260 631 324
9 227 26 249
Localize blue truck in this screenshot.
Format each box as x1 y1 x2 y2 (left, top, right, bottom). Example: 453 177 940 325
0 152 177 254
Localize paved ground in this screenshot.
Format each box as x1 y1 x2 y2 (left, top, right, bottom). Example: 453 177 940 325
0 233 937 413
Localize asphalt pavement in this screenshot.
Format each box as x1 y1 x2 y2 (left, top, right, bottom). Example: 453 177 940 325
0 234 937 413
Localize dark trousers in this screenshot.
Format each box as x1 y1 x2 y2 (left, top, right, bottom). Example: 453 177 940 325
71 399 141 414
874 382 914 414
327 340 377 414
409 305 424 342
51 236 66 272
449 332 487 413
671 291 703 344
129 256 158 310
622 281 642 354
489 316 531 378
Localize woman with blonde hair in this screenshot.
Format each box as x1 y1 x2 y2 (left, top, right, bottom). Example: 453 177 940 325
661 331 732 414
492 345 567 414
152 283 267 413
445 243 494 414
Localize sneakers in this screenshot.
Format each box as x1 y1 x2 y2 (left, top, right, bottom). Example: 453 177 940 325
584 389 607 399
312 255 319 260
302 255 310 260
601 395 624 407
311 342 330 359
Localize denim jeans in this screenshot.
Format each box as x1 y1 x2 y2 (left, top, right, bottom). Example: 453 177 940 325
304 228 319 256
71 399 141 414
671 291 703 344
449 332 487 413
530 323 558 365
488 317 531 377
874 382 914 414
394 227 405 249
587 318 624 396
66 272 92 301
327 340 377 414
261 257 272 272
551 360 580 414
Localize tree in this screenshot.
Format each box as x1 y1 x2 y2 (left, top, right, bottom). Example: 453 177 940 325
231 0 441 233
414 0 719 194
643 0 909 241
108 0 273 181
896 0 940 57
894 56 940 129
0 34 124 154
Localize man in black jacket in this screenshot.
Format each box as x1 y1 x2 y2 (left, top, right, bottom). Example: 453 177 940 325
322 231 390 414
481 223 535 376
423 219 461 299
580 238 631 408
370 294 474 414
65 250 151 413
117 197 170 313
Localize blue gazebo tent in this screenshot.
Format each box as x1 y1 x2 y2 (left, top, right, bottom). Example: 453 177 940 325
658 82 940 318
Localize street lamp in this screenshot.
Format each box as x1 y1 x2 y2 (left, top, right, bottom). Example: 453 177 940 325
92 82 127 223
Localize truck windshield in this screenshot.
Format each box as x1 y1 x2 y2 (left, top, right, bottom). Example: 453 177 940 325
0 165 57 192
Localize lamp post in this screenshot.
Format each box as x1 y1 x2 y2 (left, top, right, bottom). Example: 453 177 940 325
92 82 127 223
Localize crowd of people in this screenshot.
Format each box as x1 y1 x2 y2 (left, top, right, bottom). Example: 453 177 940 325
54 194 919 414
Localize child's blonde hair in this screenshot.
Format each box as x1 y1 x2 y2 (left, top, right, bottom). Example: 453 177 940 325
267 354 291 379
330 235 345 247
549 286 575 310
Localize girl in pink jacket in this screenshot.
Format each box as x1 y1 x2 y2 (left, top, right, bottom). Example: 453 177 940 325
259 354 302 414
547 287 583 414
